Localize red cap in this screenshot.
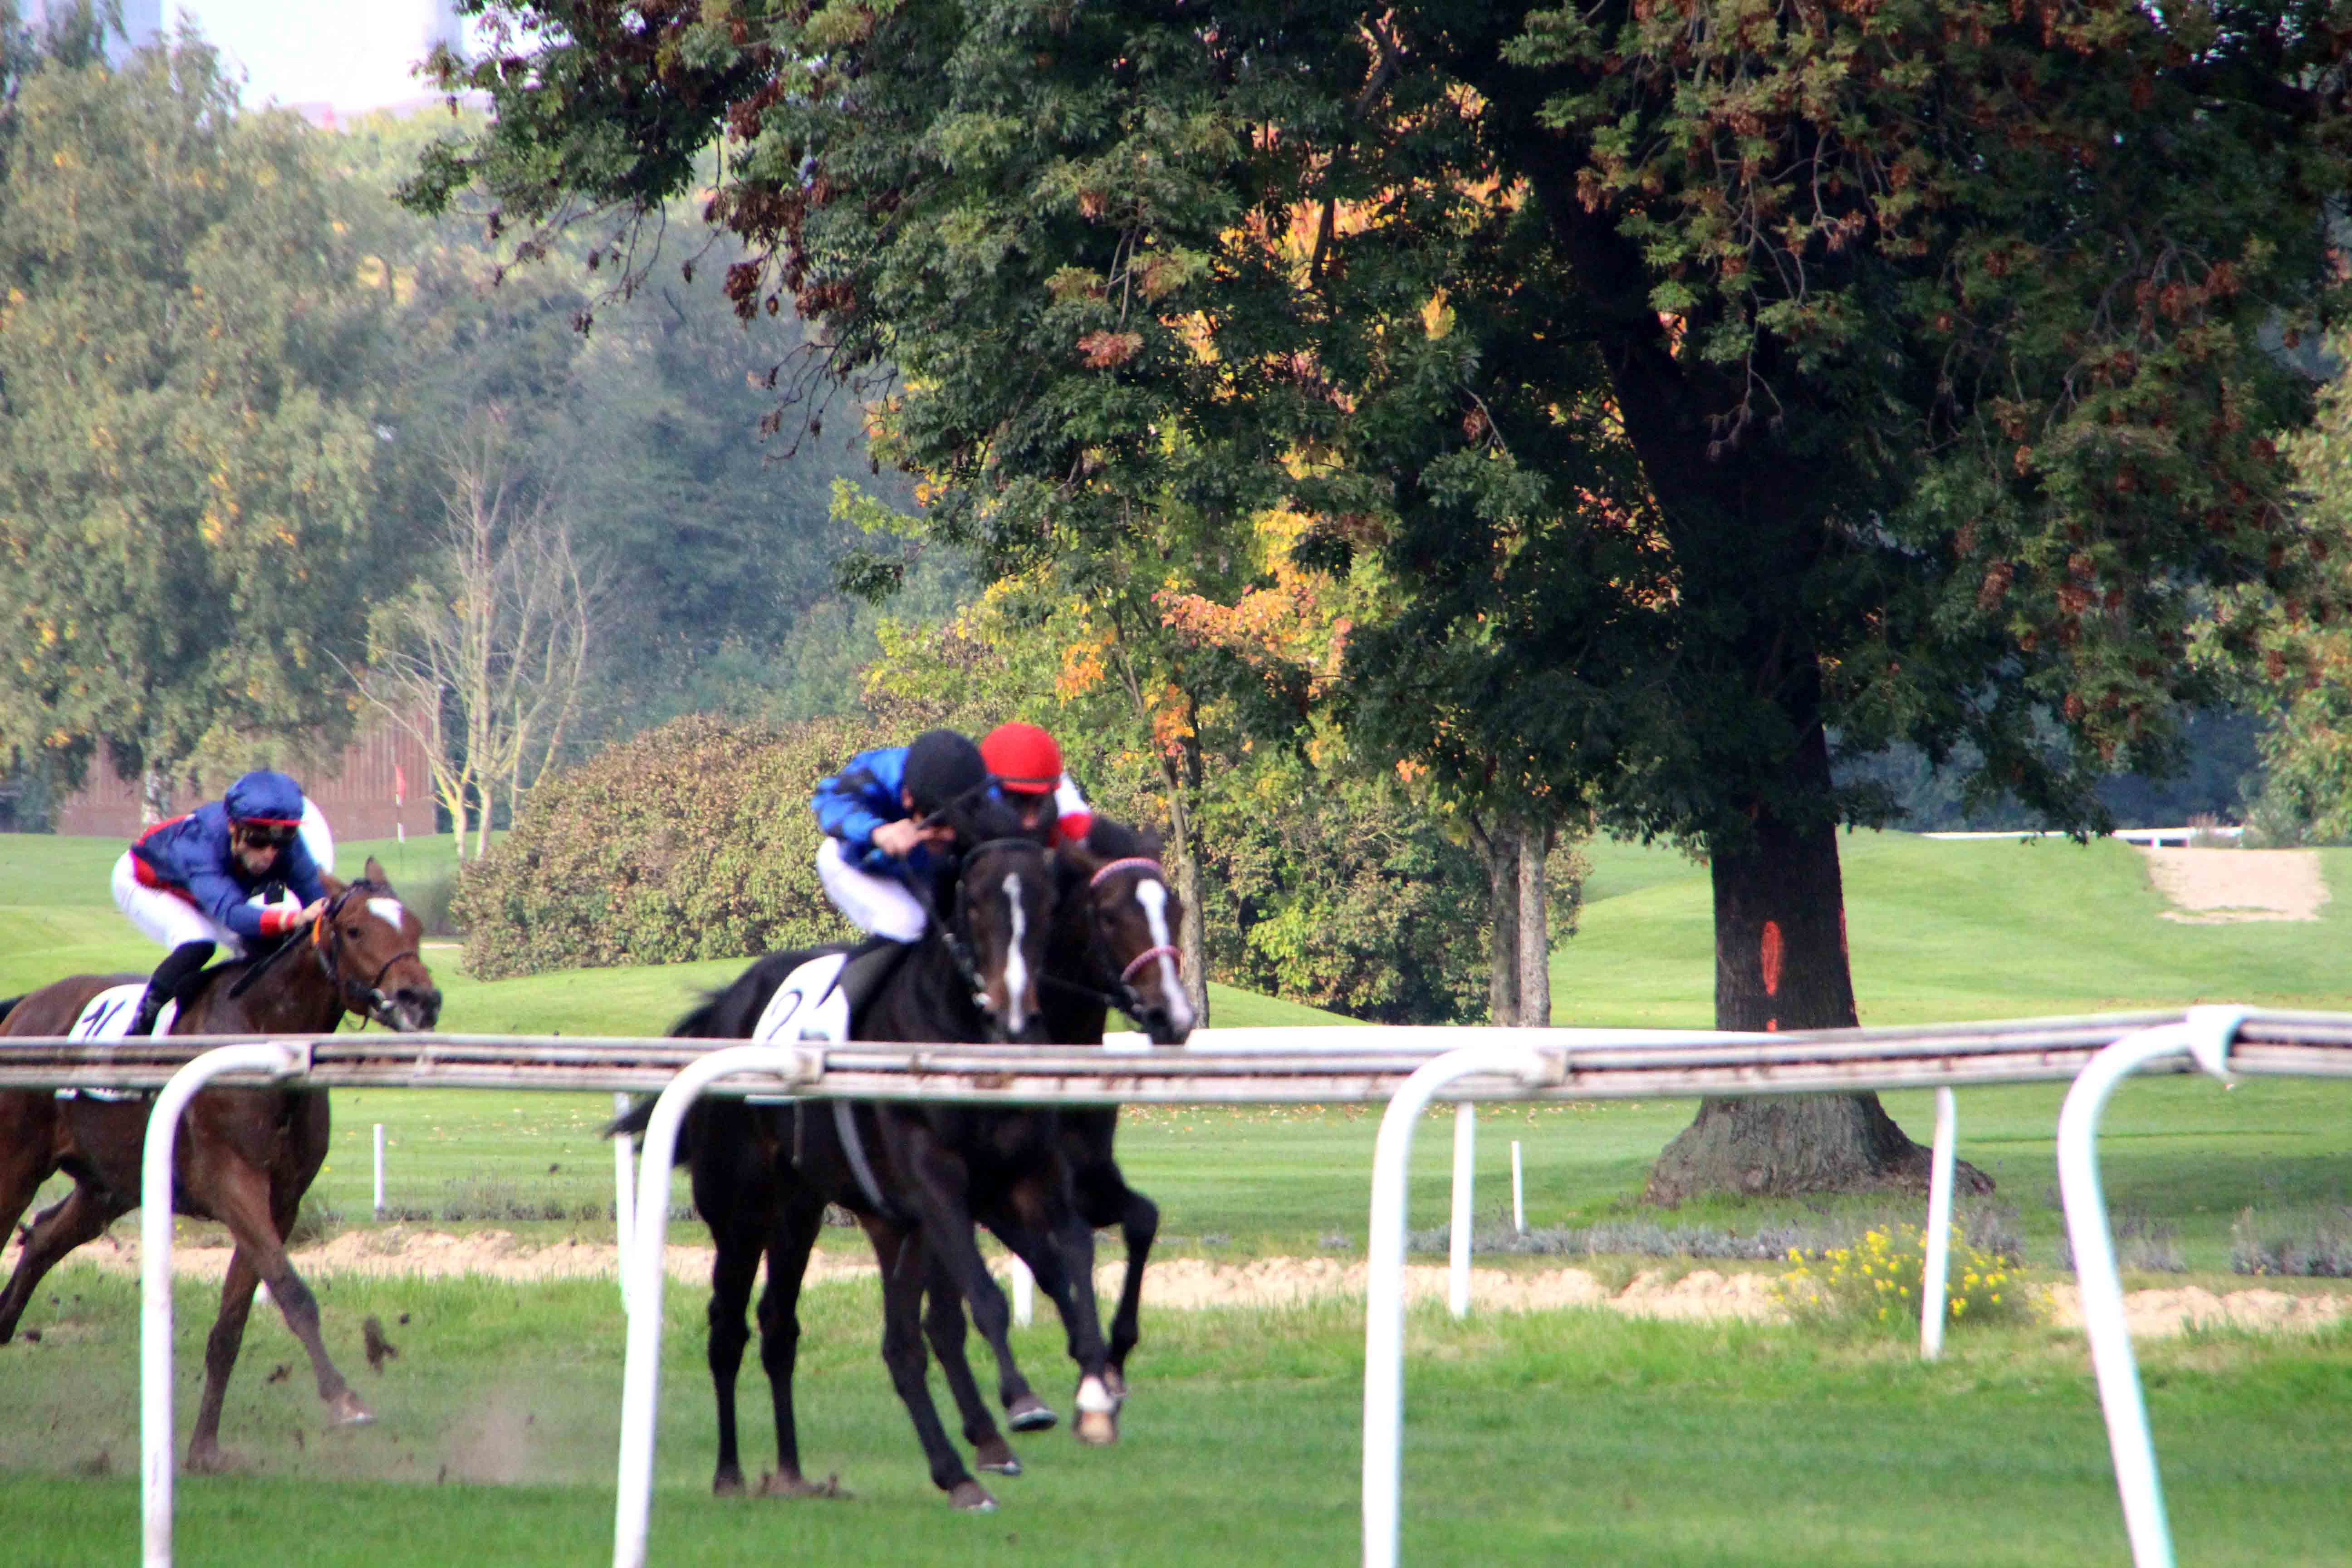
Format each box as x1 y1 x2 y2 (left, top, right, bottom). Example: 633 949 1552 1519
982 722 1062 794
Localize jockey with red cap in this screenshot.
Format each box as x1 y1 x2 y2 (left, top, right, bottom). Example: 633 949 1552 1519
979 721 1093 846
112 769 333 1035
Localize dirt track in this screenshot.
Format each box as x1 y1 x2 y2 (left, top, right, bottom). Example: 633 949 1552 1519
16 1228 2348 1339
2140 846 2329 922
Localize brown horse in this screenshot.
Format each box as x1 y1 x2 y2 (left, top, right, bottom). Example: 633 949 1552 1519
0 858 441 1471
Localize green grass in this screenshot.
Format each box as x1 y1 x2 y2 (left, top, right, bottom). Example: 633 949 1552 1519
12 830 2352 1561
1558 829 2352 1027
6 1270 2352 1566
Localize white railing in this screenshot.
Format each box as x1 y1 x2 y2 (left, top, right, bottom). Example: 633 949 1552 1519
10 1009 2351 1566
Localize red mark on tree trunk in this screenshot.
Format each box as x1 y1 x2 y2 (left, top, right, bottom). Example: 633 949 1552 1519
1759 921 1784 998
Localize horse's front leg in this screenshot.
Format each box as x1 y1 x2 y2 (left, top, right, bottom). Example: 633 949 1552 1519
918 1245 1033 1477
196 1156 369 1461
1070 1140 1157 1398
185 1248 263 1474
996 1176 1119 1446
864 1220 994 1510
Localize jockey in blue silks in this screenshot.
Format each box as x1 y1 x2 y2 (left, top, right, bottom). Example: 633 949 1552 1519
810 729 994 944
111 769 331 1035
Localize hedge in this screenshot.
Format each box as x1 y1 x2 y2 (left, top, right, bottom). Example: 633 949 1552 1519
451 714 873 979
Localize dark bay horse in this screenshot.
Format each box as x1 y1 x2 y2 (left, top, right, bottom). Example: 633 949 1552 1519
642 819 1191 1509
644 830 1117 1510
1039 820 1192 1393
0 859 441 1471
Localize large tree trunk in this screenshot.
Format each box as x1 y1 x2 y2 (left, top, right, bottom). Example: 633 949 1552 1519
1644 724 1986 1202
1470 813 1521 1026
1515 817 1551 1027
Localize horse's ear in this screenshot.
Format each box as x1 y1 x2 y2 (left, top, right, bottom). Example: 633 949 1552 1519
363 855 389 887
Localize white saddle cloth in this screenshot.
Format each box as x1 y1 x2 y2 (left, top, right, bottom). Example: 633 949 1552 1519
54 982 177 1101
750 952 851 1046
68 982 178 1042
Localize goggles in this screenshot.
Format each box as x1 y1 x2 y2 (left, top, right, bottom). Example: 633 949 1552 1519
234 820 299 849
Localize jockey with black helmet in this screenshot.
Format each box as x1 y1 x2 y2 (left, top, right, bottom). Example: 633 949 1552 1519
810 728 995 941
112 769 332 1036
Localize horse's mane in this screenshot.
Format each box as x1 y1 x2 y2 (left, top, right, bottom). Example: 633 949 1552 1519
1081 817 1161 862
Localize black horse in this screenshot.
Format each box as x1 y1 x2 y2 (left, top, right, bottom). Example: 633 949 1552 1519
639 829 1119 1509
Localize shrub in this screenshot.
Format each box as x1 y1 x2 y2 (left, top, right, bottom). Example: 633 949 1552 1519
1776 1224 2033 1333
451 714 878 978
2231 1205 2352 1277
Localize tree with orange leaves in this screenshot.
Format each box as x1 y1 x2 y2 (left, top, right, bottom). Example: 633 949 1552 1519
415 2 2352 1200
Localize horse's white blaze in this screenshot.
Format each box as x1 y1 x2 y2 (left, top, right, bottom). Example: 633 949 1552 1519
1001 872 1029 1033
1135 879 1191 1030
367 897 408 931
1076 1374 1117 1415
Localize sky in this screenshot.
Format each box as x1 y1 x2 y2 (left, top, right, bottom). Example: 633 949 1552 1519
167 0 470 116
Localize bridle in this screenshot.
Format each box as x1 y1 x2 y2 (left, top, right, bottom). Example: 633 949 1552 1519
309 880 423 1026
1041 855 1184 1020
911 836 1050 1039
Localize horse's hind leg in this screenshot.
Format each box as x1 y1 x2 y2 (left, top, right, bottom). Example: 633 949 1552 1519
189 1157 368 1471
0 1181 118 1343
865 1221 993 1511
751 1188 833 1496
704 1209 764 1495
920 1247 1026 1473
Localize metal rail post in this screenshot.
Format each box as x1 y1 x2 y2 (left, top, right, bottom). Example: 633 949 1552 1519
612 1044 815 1568
1920 1087 1957 1359
1448 1104 1475 1319
142 1041 309 1568
1363 1044 1553 1568
611 1092 636 1314
2056 1006 2247 1568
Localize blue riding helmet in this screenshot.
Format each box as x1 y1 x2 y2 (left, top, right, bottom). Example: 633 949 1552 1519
222 769 306 827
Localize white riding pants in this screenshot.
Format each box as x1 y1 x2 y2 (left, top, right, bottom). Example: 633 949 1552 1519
111 851 248 958
816 837 929 943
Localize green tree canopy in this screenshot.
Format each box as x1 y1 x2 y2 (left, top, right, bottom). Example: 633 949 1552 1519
414 1 2352 1194
0 27 391 811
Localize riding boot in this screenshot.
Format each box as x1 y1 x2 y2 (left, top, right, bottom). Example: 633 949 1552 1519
131 941 215 1035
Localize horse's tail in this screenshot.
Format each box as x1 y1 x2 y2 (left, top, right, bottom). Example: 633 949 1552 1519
605 949 818 1146
605 1096 657 1141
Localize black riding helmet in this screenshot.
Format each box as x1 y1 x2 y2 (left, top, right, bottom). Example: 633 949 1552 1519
902 729 989 818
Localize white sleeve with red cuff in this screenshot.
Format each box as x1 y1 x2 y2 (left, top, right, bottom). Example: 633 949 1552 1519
1054 772 1093 844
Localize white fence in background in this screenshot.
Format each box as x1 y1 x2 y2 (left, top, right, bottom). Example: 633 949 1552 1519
7 1009 2350 1568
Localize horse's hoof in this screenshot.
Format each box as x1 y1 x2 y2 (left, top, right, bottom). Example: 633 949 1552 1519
759 1471 851 1499
1104 1367 1129 1401
975 1437 1023 1476
949 1479 999 1512
1074 1408 1120 1446
326 1390 376 1428
714 1470 747 1498
1005 1393 1056 1432
184 1445 238 1475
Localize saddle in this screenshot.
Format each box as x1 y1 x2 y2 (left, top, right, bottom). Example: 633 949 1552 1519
743 937 912 1221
